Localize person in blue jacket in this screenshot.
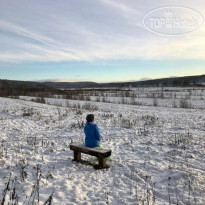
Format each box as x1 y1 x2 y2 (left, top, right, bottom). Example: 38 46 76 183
84 114 101 148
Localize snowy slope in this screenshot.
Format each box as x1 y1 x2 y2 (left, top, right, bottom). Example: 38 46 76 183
0 97 205 205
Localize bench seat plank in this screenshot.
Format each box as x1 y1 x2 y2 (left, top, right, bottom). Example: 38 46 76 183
70 143 111 158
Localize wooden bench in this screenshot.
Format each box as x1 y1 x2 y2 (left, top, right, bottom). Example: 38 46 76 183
70 143 111 169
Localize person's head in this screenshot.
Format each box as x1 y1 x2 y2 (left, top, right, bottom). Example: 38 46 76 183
86 114 94 122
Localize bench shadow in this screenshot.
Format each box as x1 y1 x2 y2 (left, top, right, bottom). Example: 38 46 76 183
72 159 110 170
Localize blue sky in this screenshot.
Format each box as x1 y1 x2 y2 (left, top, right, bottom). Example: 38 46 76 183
0 0 205 82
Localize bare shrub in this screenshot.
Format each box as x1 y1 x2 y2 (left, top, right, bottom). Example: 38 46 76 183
179 99 191 108
84 96 91 101
96 97 100 102
23 112 31 117
101 113 114 119
142 115 158 125
121 118 137 128
43 191 54 205
75 109 83 115
78 95 84 100
134 101 142 106
70 120 84 129
22 108 34 117
173 100 177 108
32 97 46 104
121 97 127 104
102 97 107 102
65 100 70 107
82 103 98 111
72 103 81 109
153 98 158 106
1 174 18 205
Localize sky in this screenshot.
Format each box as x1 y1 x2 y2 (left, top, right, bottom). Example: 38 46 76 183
0 0 205 83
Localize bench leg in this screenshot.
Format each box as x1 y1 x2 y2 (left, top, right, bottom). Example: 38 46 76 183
98 158 106 168
74 151 81 162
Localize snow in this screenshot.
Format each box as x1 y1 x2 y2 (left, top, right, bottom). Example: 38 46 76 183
0 95 205 205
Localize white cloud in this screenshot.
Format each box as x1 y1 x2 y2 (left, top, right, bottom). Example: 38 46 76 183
0 0 205 63
100 0 141 15
0 20 55 46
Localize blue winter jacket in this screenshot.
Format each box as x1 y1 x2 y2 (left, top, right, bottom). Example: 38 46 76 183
84 122 101 147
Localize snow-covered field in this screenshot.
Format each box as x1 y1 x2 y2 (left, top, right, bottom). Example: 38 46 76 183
20 86 205 109
0 94 205 204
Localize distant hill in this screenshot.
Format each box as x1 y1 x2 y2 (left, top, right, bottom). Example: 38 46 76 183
0 74 204 90
125 74 205 87
43 81 99 89
0 80 99 89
